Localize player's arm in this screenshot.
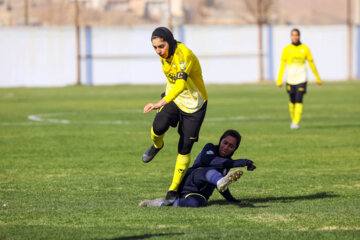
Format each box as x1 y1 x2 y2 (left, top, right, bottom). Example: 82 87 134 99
276 47 287 87
307 49 321 85
207 157 254 169
163 55 194 103
219 189 241 203
162 76 186 103
143 77 186 113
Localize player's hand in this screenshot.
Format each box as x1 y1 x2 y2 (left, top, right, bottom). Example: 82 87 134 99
277 84 282 88
247 163 256 171
144 103 155 113
317 81 322 86
144 99 167 113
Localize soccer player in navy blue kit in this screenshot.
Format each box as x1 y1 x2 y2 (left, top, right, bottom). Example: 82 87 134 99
139 130 256 207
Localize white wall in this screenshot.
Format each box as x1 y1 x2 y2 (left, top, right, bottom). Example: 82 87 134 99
0 25 358 87
0 27 76 87
184 25 260 83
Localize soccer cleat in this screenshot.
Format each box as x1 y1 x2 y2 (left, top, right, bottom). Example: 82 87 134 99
290 122 300 130
217 169 243 192
163 190 178 206
142 144 163 163
139 198 164 207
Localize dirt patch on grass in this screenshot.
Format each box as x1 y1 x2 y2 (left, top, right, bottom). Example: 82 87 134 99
333 184 360 189
244 213 294 223
318 226 360 230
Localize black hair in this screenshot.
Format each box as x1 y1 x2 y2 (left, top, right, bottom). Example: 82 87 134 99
291 28 301 36
218 129 242 158
151 27 178 58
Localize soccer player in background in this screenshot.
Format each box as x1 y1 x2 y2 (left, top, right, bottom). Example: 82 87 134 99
139 130 256 207
277 28 322 129
142 27 208 205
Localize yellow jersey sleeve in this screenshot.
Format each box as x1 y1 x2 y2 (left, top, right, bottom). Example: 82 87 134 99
306 48 321 84
163 79 186 103
161 43 207 113
276 46 288 85
163 47 192 103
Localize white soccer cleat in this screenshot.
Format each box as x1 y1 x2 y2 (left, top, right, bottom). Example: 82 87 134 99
138 198 164 207
290 122 300 130
217 169 243 192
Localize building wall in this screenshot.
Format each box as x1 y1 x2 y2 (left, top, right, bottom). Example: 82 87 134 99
0 25 358 87
0 27 76 87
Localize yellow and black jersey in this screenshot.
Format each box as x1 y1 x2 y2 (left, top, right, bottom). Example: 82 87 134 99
277 44 321 86
161 42 208 114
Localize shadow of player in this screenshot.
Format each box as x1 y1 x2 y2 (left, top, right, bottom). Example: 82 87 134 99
208 191 338 207
246 191 339 203
101 232 184 240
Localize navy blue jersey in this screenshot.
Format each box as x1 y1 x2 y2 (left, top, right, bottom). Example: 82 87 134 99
178 143 252 202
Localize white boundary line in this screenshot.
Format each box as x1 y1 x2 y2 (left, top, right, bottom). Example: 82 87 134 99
28 114 70 124
23 112 281 126
0 112 352 126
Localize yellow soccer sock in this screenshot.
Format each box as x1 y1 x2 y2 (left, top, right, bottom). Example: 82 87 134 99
151 127 164 149
289 102 295 122
169 153 191 191
294 103 303 124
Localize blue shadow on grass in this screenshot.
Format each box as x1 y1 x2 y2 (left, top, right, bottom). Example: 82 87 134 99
208 192 338 207
249 192 337 203
247 191 339 203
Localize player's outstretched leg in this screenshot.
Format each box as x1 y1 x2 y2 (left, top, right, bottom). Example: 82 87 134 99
139 198 164 207
217 169 243 192
142 127 164 163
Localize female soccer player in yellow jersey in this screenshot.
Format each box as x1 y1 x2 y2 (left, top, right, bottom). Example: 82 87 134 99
277 28 321 129
142 27 208 205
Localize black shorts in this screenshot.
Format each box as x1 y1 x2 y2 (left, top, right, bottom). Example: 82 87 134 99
153 101 207 142
286 82 307 103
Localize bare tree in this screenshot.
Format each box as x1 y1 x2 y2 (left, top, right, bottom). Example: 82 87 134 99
243 0 274 24
243 0 274 82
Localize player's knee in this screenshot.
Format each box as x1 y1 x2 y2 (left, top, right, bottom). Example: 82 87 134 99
186 196 206 208
178 138 195 155
152 118 170 135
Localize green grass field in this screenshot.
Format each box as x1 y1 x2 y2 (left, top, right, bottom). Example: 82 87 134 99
1 82 359 240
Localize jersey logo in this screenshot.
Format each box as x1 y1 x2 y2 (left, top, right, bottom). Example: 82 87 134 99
300 49 304 53
299 87 304 91
180 62 187 71
172 63 177 70
206 150 214 155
